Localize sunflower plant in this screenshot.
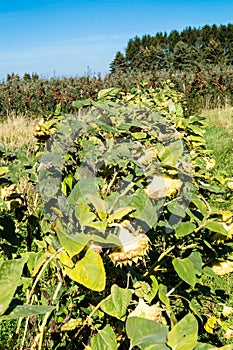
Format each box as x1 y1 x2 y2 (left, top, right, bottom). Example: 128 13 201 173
0 86 232 349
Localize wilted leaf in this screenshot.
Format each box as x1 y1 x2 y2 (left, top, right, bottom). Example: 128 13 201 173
134 276 158 303
145 175 182 199
204 316 220 334
0 166 9 176
58 250 74 268
128 299 163 322
75 203 97 226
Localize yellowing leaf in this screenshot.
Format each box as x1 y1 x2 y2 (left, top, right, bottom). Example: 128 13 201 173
210 260 233 276
109 206 135 222
222 211 233 223
58 250 74 268
61 318 82 331
204 316 220 334
85 194 108 221
65 248 106 292
0 166 9 176
205 157 216 170
75 203 97 226
137 147 158 164
97 87 120 99
145 175 182 199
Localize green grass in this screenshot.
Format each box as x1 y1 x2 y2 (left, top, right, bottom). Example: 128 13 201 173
203 107 233 176
199 107 233 345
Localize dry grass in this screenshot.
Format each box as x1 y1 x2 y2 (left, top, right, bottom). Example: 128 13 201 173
202 105 233 134
0 114 36 155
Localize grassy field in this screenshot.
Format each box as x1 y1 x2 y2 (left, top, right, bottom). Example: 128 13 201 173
0 114 36 154
203 106 233 175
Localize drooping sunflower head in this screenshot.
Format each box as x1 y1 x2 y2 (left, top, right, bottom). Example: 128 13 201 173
108 224 150 267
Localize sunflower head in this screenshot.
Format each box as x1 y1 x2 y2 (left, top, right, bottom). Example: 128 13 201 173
109 232 150 267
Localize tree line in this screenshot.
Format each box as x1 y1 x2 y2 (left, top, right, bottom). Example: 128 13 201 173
110 23 233 73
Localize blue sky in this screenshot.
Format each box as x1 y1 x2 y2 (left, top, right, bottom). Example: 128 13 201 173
0 0 232 79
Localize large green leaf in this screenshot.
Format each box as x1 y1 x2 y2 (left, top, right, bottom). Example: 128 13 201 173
126 316 169 350
100 284 132 320
167 201 186 218
203 221 228 236
175 222 196 237
86 194 108 221
130 189 157 228
158 284 170 309
90 325 117 350
167 313 198 350
188 252 203 276
67 177 99 205
158 140 183 168
0 256 27 316
55 219 89 258
0 304 55 320
97 87 120 100
75 203 97 226
172 257 196 287
64 248 106 291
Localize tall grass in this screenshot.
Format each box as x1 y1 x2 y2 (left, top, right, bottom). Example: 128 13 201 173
203 106 233 175
0 114 36 155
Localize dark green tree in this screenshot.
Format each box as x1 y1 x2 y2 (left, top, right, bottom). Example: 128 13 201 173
172 41 193 70
109 51 129 73
202 39 225 65
125 36 142 68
